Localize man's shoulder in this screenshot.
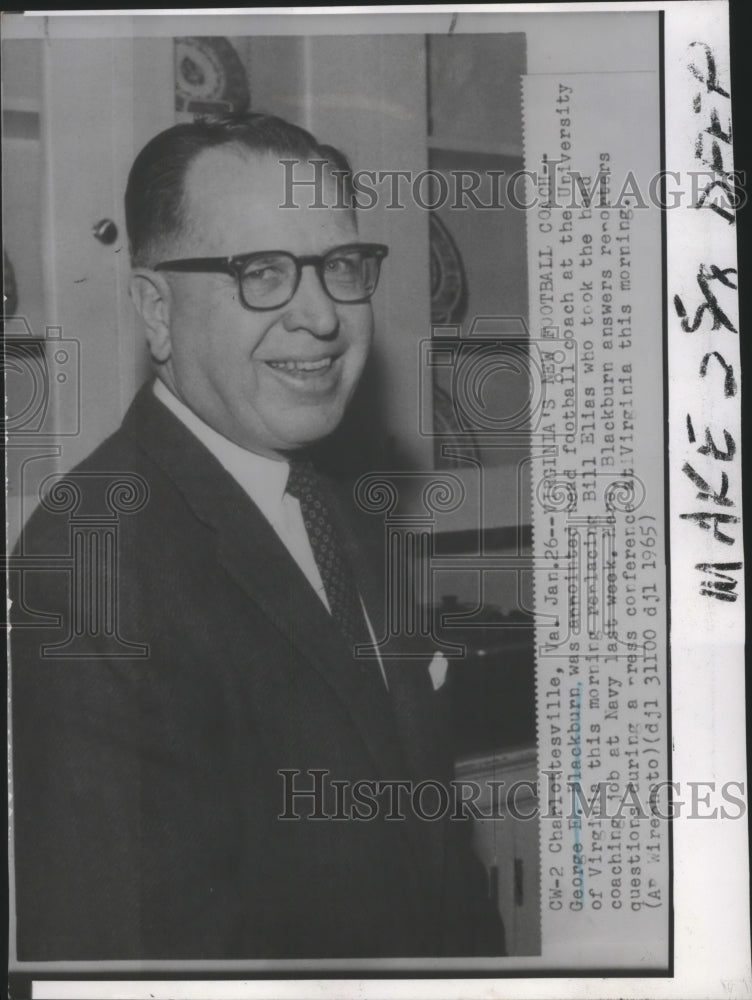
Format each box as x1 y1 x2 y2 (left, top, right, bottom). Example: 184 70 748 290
68 414 145 477
15 385 171 553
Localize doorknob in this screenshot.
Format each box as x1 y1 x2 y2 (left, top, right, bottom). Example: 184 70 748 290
92 219 118 245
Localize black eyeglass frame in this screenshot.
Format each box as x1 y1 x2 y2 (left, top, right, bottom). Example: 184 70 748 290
154 242 389 311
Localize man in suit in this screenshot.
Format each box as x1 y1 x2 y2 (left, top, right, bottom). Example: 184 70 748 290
11 113 504 962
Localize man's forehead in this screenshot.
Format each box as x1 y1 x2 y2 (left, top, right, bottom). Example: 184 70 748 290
184 145 348 217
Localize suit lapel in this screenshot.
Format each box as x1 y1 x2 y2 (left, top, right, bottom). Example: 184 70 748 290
332 473 443 766
333 477 449 883
338 480 451 886
124 384 408 782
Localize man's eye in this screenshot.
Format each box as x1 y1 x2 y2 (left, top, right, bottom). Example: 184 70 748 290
245 263 284 281
326 255 360 274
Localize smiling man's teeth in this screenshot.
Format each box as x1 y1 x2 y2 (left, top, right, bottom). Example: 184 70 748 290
267 358 333 373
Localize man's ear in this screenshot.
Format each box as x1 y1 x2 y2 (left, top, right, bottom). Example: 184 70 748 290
129 270 174 364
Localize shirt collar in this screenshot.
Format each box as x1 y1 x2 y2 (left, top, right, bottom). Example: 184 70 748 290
152 378 290 516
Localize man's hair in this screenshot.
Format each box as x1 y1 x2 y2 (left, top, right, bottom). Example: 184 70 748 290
124 112 354 267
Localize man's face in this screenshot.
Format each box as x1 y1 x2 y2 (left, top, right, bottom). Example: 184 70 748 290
158 147 373 458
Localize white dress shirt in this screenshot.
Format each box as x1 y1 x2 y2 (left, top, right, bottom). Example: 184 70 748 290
153 378 388 685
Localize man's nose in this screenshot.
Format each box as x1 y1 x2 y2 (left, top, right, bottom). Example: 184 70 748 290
281 264 339 338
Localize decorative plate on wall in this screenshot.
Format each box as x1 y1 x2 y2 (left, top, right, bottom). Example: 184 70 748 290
429 213 480 468
174 37 250 116
429 212 468 326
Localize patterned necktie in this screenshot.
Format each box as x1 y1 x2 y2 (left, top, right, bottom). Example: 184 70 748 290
286 459 371 652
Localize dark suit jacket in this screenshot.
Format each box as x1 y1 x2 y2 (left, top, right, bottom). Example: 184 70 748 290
11 382 504 962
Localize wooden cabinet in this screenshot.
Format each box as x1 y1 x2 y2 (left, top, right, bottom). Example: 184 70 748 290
4 35 174 545
38 37 174 470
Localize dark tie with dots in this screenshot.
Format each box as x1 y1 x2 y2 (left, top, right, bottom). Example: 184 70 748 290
286 459 372 652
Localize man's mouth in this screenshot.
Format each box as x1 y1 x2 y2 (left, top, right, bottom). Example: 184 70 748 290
265 358 335 374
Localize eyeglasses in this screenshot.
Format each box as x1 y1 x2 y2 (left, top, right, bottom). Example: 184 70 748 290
154 242 389 311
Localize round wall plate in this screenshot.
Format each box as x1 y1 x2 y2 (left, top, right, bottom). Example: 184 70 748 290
175 37 250 115
430 213 468 325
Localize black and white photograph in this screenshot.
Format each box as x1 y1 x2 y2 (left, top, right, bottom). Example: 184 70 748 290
3 5 748 999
